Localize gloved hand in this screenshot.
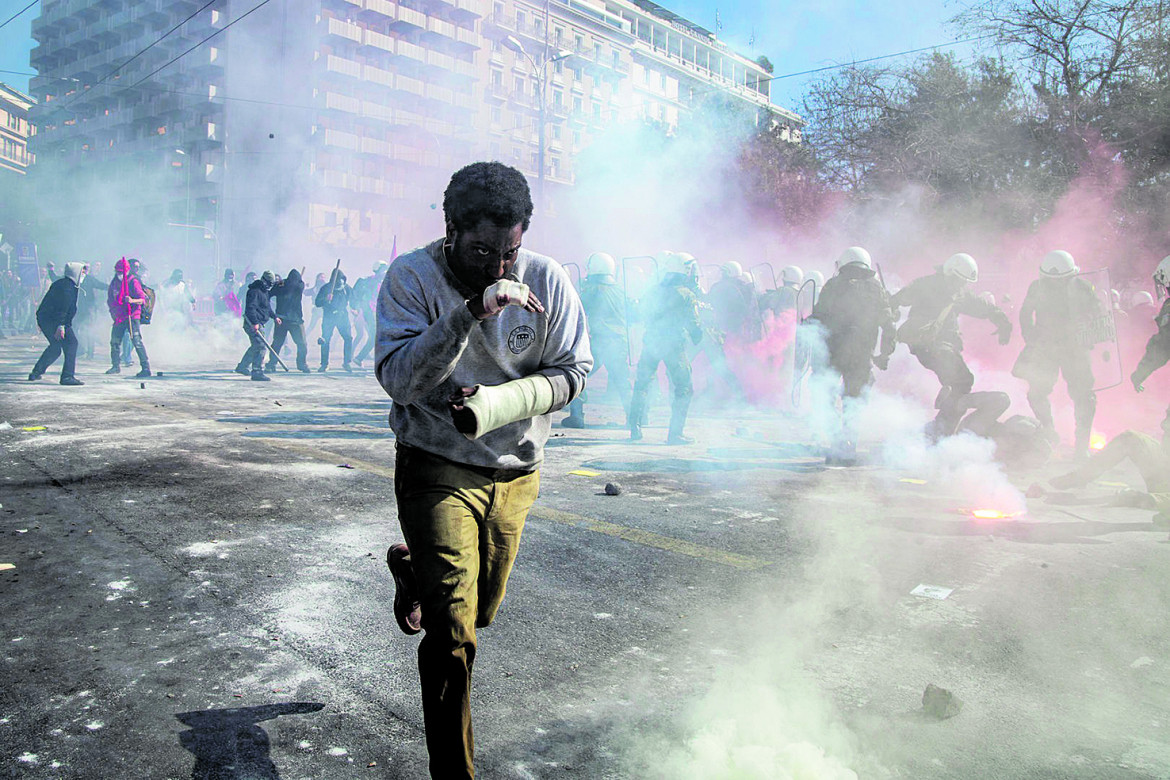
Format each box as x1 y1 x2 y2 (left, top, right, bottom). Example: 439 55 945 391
873 353 890 371
55 326 65 341
996 324 1012 346
1132 371 1146 393
482 280 533 316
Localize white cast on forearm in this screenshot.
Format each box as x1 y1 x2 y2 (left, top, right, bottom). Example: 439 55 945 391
461 375 556 440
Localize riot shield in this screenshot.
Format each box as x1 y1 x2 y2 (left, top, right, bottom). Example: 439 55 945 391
1076 268 1124 392
562 262 582 290
792 277 819 407
749 262 777 290
620 255 657 367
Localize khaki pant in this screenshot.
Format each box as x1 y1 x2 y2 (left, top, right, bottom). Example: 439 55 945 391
394 444 539 779
1055 431 1170 495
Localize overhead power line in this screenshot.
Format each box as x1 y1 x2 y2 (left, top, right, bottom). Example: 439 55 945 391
14 23 991 126
0 1 37 33
764 34 996 83
127 0 275 90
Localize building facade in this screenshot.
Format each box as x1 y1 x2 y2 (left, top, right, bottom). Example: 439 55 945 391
28 0 801 276
0 83 36 177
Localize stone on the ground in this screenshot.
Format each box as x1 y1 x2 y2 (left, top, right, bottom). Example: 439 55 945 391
923 683 963 719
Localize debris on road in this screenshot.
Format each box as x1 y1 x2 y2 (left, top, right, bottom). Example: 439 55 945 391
911 584 953 600
0 564 15 572
922 683 963 719
900 478 928 485
569 469 601 477
21 426 46 432
604 482 623 496
338 463 355 469
0 422 11 430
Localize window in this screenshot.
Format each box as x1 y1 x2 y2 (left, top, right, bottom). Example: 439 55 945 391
491 68 503 85
572 130 581 146
491 106 502 124
594 43 602 60
575 34 583 51
553 88 563 109
514 76 525 95
613 51 621 69
554 27 563 45
552 125 561 140
592 100 601 120
516 10 525 27
573 96 582 113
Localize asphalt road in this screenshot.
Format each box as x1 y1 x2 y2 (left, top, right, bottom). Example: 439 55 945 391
2 333 1169 779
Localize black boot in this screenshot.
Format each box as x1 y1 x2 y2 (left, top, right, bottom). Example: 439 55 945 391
666 396 692 445
251 370 271 382
561 398 585 428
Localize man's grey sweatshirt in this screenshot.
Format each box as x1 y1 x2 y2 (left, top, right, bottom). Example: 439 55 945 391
375 239 593 471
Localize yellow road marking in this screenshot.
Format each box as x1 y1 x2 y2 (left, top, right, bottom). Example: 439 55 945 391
125 402 771 571
530 505 772 571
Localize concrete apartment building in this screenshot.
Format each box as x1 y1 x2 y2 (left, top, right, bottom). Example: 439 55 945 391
28 0 801 275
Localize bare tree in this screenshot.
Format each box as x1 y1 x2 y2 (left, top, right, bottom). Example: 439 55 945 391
953 0 1160 128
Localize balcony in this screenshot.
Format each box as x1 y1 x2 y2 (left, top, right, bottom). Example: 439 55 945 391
363 29 396 54
360 136 390 156
322 169 360 191
396 75 426 97
324 17 363 45
361 101 396 124
395 40 426 65
425 49 455 72
322 128 361 151
323 91 362 114
390 6 426 31
424 16 457 40
425 83 454 104
361 0 396 20
324 54 363 80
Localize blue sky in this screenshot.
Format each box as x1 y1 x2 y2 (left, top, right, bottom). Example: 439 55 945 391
0 0 974 111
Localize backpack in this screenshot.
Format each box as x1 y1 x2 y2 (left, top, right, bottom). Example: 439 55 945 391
140 284 157 325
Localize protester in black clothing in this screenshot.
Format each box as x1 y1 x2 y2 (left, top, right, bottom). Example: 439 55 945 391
353 261 388 366
266 269 310 373
236 271 277 381
315 269 355 373
237 272 257 307
29 262 85 385
77 262 105 359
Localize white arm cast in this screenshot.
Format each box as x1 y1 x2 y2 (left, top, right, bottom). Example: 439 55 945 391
460 375 556 440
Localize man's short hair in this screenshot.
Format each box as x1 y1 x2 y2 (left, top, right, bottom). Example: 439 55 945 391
443 162 534 233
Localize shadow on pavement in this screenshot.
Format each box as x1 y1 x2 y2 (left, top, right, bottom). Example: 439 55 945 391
241 430 392 440
176 702 325 780
217 411 386 427
582 456 825 474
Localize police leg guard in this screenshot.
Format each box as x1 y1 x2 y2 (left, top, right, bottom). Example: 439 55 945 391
458 375 556 440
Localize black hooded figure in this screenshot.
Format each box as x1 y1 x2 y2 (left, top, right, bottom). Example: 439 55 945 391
267 268 309 373
236 271 276 381
315 268 355 372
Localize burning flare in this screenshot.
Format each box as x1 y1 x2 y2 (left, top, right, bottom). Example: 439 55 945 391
1089 431 1107 451
964 509 1025 520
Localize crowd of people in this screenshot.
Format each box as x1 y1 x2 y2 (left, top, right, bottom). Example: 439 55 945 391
9 161 1170 780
